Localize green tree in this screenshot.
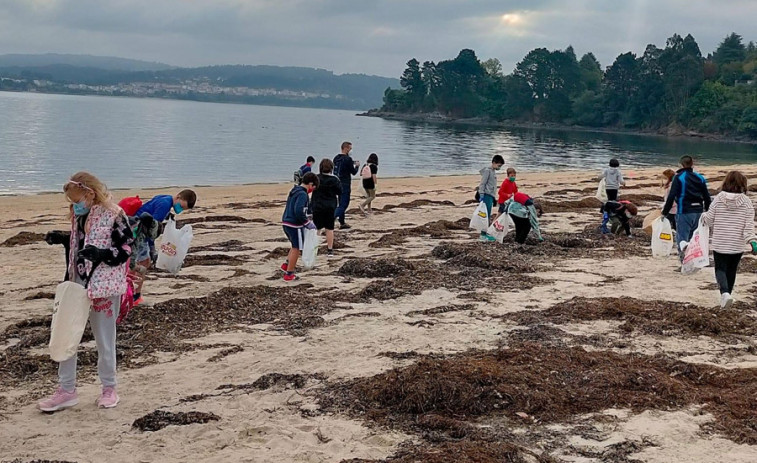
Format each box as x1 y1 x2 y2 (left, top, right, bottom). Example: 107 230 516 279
482 58 503 78
604 52 639 125
714 33 746 65
400 58 425 110
579 52 602 92
738 105 757 137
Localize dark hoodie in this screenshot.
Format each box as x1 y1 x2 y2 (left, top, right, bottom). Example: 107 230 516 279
333 153 359 185
282 185 310 228
311 173 341 212
662 167 711 216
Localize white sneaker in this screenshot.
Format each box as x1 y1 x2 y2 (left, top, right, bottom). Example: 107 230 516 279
720 292 734 310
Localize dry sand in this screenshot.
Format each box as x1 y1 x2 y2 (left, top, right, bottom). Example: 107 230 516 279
1 166 756 462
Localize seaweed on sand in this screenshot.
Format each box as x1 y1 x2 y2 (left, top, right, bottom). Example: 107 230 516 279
132 410 220 432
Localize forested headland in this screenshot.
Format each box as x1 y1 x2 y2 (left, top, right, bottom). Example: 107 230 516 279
374 33 757 140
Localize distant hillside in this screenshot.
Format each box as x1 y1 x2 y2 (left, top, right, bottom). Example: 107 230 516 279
0 58 398 110
0 53 173 72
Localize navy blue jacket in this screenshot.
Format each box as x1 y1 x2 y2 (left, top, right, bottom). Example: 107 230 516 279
662 168 711 216
282 185 310 227
333 153 359 185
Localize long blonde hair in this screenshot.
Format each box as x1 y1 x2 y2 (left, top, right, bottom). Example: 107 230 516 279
63 171 116 219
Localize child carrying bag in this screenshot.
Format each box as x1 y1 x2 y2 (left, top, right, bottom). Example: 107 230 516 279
156 218 194 274
596 178 608 202
469 202 489 232
49 281 93 362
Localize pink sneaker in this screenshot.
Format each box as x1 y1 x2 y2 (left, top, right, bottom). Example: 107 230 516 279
38 387 78 412
97 386 120 409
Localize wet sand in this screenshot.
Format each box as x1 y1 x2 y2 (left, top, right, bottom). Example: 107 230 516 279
1 166 756 462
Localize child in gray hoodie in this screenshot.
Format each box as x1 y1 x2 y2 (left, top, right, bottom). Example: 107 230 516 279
600 158 625 201
478 155 505 241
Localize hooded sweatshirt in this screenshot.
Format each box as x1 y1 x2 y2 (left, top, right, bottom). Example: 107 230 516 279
282 185 311 228
311 173 341 211
601 167 624 190
478 166 498 198
701 192 756 254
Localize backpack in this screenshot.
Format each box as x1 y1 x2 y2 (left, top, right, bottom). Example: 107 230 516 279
361 164 372 179
118 196 143 217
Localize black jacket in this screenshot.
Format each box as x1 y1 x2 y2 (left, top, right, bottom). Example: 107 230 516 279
311 173 341 211
601 201 632 236
662 167 711 216
333 153 359 185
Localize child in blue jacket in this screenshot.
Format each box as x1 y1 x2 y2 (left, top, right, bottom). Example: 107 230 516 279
281 173 319 281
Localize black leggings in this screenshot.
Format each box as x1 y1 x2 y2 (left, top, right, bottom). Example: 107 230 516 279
510 214 532 244
713 252 742 295
665 213 677 231
606 189 619 201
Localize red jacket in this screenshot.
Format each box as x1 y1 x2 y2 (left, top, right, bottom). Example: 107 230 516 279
498 179 518 204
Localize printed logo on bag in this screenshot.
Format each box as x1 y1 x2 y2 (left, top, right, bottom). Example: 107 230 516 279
161 242 178 257
477 211 487 218
493 221 505 232
659 233 672 241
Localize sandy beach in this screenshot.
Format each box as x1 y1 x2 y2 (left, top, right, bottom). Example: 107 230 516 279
1 166 757 463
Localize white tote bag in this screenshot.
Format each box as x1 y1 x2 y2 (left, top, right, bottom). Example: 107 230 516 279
596 178 608 202
681 218 710 275
651 217 675 258
301 227 319 269
469 202 489 232
49 281 92 362
156 219 194 274
487 212 514 243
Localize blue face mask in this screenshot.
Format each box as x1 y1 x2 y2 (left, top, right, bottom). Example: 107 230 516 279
73 200 90 216
173 203 184 214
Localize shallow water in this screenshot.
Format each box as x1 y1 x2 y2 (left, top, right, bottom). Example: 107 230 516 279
1 91 755 194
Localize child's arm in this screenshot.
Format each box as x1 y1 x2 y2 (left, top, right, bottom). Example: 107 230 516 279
619 170 626 187
701 195 718 228
744 201 756 251
78 215 132 266
152 198 174 223
478 170 490 195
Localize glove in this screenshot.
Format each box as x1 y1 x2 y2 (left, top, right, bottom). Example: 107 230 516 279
45 230 70 246
305 221 317 230
77 245 109 262
751 241 757 255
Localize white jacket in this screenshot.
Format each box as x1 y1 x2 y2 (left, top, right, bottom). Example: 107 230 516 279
702 192 756 254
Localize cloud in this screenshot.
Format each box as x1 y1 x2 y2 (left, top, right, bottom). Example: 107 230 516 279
0 0 754 76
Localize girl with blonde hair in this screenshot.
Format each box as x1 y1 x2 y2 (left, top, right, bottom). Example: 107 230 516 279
38 172 133 412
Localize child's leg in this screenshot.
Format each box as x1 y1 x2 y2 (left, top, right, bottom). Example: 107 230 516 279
606 189 618 201
365 189 376 210
91 296 120 388
287 248 300 272
601 212 610 233
480 195 494 236
58 351 78 392
726 253 742 294
326 230 334 250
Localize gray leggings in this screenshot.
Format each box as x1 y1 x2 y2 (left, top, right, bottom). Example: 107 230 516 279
361 188 376 209
59 282 120 391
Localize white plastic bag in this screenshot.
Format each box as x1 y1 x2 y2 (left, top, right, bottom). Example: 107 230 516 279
596 178 608 202
487 213 514 243
469 202 489 232
301 227 319 269
156 219 193 274
49 281 92 362
681 218 710 275
651 217 674 257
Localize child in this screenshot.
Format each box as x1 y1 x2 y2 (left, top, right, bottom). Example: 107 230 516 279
701 171 757 309
503 192 543 244
131 189 197 303
294 156 316 184
497 168 518 215
38 172 133 412
311 159 341 257
601 200 638 236
662 168 677 231
359 153 379 215
281 172 319 281
478 155 505 241
599 159 625 201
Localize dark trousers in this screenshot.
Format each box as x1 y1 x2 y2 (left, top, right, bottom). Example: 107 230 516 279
713 252 742 295
606 189 619 201
334 183 351 225
510 214 531 244
665 213 677 231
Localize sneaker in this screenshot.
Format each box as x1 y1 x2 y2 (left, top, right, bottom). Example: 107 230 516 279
280 262 288 272
326 249 334 258
38 387 78 412
720 292 734 310
340 223 352 230
134 296 144 306
97 386 119 409
479 234 496 242
283 272 299 282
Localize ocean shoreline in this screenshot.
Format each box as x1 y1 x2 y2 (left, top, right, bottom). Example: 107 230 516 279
358 110 757 146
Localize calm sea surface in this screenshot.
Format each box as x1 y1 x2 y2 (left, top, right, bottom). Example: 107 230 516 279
1 91 756 194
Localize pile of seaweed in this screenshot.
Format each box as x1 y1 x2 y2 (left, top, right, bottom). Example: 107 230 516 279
369 219 471 248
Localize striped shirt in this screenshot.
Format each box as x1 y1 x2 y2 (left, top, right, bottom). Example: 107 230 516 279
701 192 757 254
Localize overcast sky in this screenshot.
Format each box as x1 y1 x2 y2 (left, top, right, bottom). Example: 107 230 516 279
0 0 754 77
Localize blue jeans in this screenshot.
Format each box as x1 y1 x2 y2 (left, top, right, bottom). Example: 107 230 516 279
676 212 702 261
480 194 495 235
335 183 351 225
